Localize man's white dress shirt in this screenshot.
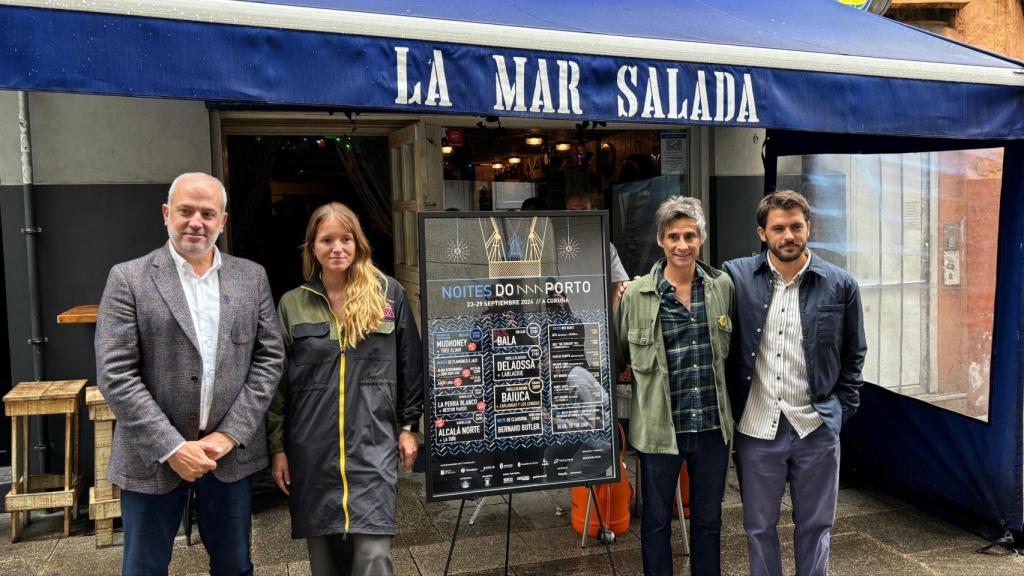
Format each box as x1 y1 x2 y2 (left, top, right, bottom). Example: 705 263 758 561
159 241 222 462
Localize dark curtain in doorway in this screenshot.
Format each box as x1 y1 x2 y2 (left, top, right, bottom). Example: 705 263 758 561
338 138 391 239
226 136 283 291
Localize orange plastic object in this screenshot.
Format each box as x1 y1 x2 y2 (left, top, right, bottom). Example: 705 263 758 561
571 425 633 537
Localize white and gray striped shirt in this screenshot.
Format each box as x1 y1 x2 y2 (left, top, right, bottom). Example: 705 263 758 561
737 253 823 440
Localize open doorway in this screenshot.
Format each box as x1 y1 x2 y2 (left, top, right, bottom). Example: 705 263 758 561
225 134 394 300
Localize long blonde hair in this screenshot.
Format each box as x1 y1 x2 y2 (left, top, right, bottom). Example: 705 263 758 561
302 202 386 346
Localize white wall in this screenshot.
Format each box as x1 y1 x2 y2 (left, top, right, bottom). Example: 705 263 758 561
0 92 211 185
0 91 24 186
713 127 765 176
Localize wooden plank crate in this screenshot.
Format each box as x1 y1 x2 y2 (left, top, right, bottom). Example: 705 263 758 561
3 380 87 542
85 386 121 547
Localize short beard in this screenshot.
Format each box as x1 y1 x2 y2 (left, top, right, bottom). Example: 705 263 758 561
769 242 805 263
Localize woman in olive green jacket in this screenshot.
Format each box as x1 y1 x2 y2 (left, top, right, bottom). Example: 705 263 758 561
266 203 423 576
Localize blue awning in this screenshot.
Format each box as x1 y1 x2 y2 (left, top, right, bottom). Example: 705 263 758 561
1 0 1022 138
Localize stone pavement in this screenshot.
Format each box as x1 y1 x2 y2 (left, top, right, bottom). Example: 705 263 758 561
1 459 1022 576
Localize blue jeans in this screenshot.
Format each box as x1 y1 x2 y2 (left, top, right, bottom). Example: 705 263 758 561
121 474 254 576
639 430 729 576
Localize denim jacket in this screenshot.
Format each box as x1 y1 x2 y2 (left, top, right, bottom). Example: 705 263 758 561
722 252 867 435
615 259 735 453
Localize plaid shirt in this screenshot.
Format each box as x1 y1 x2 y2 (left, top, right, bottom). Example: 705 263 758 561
657 262 720 434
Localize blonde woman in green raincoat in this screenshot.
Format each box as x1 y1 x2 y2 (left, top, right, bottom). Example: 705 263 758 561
267 202 423 576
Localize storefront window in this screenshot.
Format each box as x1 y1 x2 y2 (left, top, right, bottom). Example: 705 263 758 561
440 127 689 278
778 148 1003 421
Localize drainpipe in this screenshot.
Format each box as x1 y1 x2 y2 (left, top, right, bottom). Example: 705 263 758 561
18 91 49 473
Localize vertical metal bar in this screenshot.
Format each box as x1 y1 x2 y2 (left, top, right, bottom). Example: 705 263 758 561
694 126 712 259
898 156 905 392
18 91 48 472
877 155 884 385
923 155 933 390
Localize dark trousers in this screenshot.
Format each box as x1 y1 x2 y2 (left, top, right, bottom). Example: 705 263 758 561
307 534 394 576
638 430 729 576
735 417 841 576
121 474 253 576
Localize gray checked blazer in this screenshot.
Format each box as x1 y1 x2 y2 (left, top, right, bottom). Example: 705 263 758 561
95 245 285 494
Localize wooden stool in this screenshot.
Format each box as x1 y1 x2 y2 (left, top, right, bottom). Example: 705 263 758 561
86 386 120 547
3 380 87 542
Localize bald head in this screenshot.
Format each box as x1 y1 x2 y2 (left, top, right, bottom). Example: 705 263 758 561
168 172 227 212
162 172 228 265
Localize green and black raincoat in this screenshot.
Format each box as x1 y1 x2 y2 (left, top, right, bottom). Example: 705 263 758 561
267 275 423 538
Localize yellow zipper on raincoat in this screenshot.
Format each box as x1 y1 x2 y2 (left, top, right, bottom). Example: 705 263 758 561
301 286 350 533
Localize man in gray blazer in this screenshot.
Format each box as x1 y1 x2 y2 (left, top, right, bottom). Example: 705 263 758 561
96 172 284 576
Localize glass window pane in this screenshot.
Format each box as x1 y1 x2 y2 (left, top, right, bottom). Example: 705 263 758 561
778 148 1003 421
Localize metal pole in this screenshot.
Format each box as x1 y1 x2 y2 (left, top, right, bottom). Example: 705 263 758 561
18 91 48 473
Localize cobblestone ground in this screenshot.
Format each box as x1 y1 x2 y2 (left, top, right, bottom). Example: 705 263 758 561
2 461 1022 575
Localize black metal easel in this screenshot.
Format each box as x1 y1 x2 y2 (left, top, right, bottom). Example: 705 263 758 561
442 494 517 576
442 489 618 575
586 484 619 576
442 499 466 576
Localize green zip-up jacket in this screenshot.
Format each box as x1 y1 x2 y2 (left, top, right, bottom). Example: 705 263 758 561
615 259 735 453
266 275 423 538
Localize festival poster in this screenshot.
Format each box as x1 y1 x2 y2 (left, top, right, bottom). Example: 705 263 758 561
420 211 619 500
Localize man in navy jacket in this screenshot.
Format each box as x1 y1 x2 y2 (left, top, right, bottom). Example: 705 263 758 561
723 190 866 576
